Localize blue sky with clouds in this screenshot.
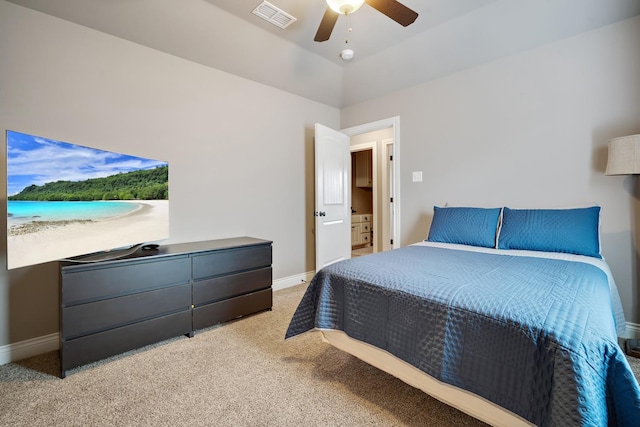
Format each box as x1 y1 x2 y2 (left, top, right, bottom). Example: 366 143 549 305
6 130 168 196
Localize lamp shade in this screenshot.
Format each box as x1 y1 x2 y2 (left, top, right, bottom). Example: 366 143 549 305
605 134 640 175
326 0 365 14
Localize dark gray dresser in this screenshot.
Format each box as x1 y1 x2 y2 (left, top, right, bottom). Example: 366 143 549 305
59 237 272 378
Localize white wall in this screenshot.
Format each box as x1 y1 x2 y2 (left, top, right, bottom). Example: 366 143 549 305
342 16 640 324
0 1 338 346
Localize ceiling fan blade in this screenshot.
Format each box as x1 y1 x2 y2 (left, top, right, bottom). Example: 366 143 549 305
365 0 418 27
314 7 339 42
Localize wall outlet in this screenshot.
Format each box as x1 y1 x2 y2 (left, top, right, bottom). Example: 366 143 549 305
412 171 423 182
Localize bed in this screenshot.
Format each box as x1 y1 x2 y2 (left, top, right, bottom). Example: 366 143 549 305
286 206 640 426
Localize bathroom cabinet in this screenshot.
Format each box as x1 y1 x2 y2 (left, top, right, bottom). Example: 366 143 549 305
351 214 372 247
354 150 372 188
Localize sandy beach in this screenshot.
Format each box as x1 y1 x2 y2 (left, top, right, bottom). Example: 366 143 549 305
7 200 169 269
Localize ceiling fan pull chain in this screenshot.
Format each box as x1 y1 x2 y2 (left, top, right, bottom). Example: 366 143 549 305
345 12 353 46
340 11 355 60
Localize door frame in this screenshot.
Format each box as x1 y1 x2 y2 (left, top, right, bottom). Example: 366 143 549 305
341 116 401 249
381 138 394 252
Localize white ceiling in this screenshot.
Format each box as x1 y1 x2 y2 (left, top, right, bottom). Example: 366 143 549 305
209 0 499 64
6 0 640 108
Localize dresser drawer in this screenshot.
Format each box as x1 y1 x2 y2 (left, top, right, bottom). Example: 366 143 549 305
193 267 271 306
61 256 191 306
62 283 191 340
61 310 191 375
192 244 271 280
361 222 370 233
192 288 272 331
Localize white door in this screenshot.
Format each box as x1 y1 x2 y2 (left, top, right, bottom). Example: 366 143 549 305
315 123 351 270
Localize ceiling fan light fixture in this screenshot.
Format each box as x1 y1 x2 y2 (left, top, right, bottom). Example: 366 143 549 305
326 0 365 15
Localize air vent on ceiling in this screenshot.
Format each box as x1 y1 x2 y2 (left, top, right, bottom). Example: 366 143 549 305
252 1 297 29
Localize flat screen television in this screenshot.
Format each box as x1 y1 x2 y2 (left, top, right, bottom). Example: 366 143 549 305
6 130 169 269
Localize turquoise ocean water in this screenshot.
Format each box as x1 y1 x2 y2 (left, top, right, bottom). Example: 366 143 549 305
7 201 140 226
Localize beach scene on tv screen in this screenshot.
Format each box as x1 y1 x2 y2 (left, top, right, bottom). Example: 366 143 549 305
6 130 169 269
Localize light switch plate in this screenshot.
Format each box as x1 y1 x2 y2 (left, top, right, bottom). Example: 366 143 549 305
412 171 423 182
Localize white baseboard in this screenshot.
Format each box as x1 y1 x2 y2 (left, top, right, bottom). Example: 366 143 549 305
625 322 640 339
272 270 315 291
0 332 59 366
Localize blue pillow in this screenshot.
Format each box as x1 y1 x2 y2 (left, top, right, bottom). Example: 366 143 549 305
427 206 502 248
497 206 601 258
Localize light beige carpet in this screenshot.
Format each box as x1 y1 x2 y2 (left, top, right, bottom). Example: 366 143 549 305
0 284 638 426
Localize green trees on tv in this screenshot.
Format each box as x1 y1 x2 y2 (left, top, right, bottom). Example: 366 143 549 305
9 165 168 201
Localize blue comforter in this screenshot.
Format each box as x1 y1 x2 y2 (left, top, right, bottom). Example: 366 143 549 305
286 244 640 426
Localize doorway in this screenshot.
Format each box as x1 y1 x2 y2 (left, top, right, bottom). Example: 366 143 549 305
342 117 400 255
350 146 375 257
313 117 400 270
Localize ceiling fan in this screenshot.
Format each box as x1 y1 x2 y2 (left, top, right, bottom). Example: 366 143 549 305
315 0 419 42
